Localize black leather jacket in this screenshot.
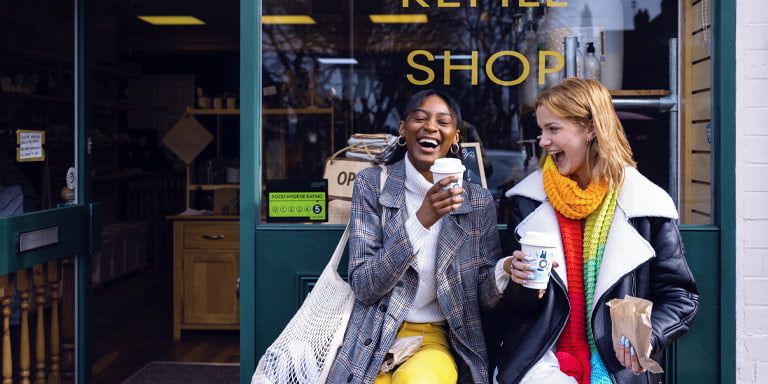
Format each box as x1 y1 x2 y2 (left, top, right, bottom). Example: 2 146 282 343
489 170 700 384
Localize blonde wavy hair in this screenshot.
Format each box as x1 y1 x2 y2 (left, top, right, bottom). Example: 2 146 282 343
535 78 636 189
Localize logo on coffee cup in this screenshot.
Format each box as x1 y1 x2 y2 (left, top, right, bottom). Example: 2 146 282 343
533 251 550 279
537 252 550 269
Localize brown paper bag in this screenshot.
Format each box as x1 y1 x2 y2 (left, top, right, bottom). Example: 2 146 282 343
606 295 664 373
380 335 423 373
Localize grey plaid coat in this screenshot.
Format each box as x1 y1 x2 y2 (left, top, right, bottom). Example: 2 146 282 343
326 159 503 384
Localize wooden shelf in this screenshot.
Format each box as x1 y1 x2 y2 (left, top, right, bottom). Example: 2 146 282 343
180 107 241 212
609 89 670 96
186 107 240 115
263 107 333 114
183 104 335 205
189 184 240 191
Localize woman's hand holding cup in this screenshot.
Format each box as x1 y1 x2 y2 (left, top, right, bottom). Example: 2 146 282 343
504 249 559 299
416 175 464 229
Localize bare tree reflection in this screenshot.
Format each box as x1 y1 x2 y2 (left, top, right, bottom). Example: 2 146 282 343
262 0 534 153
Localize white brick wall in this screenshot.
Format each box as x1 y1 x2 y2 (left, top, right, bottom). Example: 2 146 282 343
737 0 768 382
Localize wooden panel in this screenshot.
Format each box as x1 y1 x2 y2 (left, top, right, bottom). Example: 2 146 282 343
691 91 712 121
173 221 184 339
691 0 712 33
685 181 712 216
181 222 239 250
692 60 712 92
684 0 698 36
686 123 712 151
692 31 711 62
183 251 240 324
680 0 713 227
690 152 712 183
687 211 712 225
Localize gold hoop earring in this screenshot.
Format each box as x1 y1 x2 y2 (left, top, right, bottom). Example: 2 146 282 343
397 136 406 147
450 143 460 154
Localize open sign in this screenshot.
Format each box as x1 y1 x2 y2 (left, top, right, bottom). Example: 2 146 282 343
323 158 376 199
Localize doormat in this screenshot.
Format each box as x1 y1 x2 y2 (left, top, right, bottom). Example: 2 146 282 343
121 361 240 384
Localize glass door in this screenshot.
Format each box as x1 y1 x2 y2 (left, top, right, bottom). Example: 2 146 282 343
0 0 97 383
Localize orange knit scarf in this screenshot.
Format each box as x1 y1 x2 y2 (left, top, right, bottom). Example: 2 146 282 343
542 155 608 220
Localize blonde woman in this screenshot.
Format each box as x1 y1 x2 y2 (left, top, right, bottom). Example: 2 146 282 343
491 78 699 384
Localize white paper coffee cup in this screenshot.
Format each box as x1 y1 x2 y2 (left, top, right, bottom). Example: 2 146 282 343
430 158 465 190
519 231 559 290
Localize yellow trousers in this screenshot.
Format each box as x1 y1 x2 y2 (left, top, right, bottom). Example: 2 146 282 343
373 322 458 384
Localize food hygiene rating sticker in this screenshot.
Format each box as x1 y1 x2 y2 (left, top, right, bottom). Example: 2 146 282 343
269 192 326 218
266 179 328 223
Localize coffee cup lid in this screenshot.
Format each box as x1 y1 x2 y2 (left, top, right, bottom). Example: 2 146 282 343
430 158 465 173
519 231 558 247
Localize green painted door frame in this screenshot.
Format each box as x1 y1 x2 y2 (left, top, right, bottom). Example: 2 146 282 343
713 1 736 383
239 1 260 382
238 1 738 383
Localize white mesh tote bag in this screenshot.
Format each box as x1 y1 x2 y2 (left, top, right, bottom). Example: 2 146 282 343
252 165 387 384
250 224 353 384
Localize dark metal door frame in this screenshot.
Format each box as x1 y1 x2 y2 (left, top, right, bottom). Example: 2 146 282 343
0 1 98 383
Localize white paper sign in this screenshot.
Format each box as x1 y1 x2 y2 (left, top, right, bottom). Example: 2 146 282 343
16 130 45 161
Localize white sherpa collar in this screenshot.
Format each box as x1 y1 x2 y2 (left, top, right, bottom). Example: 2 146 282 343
505 166 678 220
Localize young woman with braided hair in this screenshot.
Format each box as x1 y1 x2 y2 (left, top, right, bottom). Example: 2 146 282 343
490 78 699 384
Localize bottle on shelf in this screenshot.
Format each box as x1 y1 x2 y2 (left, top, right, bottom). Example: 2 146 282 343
576 41 585 79
584 42 602 82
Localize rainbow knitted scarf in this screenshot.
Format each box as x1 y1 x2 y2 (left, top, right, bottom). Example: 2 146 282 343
543 155 617 384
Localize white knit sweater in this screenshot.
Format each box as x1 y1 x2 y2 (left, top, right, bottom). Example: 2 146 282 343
402 156 445 323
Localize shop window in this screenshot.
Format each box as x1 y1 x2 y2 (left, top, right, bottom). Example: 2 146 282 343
678 0 713 225
1 1 76 217
259 0 713 225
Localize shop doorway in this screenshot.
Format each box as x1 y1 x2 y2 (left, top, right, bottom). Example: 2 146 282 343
88 1 242 383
